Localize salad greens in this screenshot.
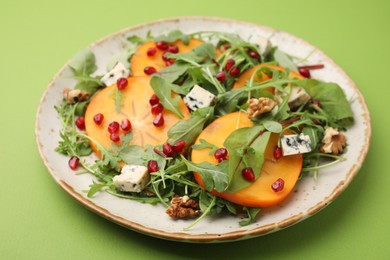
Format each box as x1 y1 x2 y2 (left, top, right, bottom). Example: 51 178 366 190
55 30 354 229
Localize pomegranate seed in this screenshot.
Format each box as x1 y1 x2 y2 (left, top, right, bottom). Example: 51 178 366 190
146 47 157 57
149 94 160 105
271 178 285 192
299 68 311 78
144 66 157 75
172 140 186 153
311 99 321 108
162 142 175 157
168 45 179 53
153 113 164 127
108 121 120 134
229 66 241 77
249 51 260 60
147 160 159 172
156 41 169 51
242 167 256 182
121 118 132 131
151 103 164 115
214 148 228 160
116 77 128 90
216 71 226 82
225 59 235 71
165 60 174 66
110 133 120 142
68 156 79 170
162 52 170 62
93 113 104 125
273 146 282 160
75 117 85 130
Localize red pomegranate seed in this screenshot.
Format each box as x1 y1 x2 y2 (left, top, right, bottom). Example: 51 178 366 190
153 113 164 127
93 113 104 125
214 148 228 160
249 51 260 60
147 160 159 172
271 178 285 192
162 52 170 62
75 117 85 130
168 45 179 53
172 140 186 153
273 146 282 160
225 59 235 71
156 41 169 51
149 94 160 105
147 47 157 57
144 66 157 75
298 64 324 70
151 103 164 115
108 121 120 134
229 66 241 77
68 156 79 170
162 142 175 157
165 60 174 66
311 99 321 108
116 77 128 90
242 167 256 182
110 133 120 142
216 71 226 82
121 118 132 132
299 68 311 78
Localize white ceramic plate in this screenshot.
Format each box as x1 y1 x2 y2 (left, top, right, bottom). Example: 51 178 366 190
35 17 371 243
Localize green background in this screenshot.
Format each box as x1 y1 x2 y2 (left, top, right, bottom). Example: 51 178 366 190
1 0 389 259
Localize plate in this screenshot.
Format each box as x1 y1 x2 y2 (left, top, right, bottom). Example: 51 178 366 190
35 17 371 243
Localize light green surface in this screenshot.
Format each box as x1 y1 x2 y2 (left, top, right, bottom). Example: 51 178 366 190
1 0 389 259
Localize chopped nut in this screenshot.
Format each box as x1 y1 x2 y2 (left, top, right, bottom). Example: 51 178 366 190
247 97 276 118
63 88 89 104
320 127 347 154
166 195 200 219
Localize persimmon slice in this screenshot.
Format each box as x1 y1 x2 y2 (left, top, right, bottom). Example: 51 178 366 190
191 112 303 208
84 76 190 157
233 64 304 90
130 39 204 76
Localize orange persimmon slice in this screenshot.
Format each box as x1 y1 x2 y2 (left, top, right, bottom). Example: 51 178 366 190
191 112 303 208
233 64 304 90
84 76 190 157
130 39 204 76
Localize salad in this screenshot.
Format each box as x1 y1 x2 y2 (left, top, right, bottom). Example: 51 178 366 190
55 30 354 229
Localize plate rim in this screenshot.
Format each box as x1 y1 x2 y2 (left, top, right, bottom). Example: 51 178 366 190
35 16 372 243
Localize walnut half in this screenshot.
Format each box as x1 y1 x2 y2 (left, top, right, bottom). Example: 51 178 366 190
320 127 346 155
166 195 200 219
247 97 276 119
63 88 89 104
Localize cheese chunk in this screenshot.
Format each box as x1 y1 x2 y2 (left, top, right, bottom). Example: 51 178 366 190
113 165 150 193
101 62 130 86
286 86 311 109
183 85 216 111
281 133 312 156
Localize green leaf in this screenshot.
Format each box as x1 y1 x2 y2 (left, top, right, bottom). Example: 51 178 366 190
154 30 190 45
302 125 324 150
182 158 229 192
167 107 214 149
263 120 283 133
119 145 146 165
192 139 219 155
223 126 271 193
239 207 261 226
272 48 298 72
155 63 188 84
87 182 109 198
150 76 184 118
69 48 97 76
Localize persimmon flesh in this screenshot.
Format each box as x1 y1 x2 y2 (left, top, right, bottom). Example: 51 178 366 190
191 112 303 208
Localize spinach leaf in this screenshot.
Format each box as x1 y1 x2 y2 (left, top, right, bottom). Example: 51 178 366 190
150 76 184 118
223 126 271 193
300 79 354 128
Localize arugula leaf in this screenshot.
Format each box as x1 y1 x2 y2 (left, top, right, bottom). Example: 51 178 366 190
154 30 190 45
87 182 110 198
192 139 219 155
302 125 324 150
167 107 214 149
119 145 146 165
272 48 298 72
182 158 229 192
127 31 154 45
69 48 97 76
239 207 261 226
150 76 184 118
155 63 189 84
263 120 283 133
223 126 271 193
